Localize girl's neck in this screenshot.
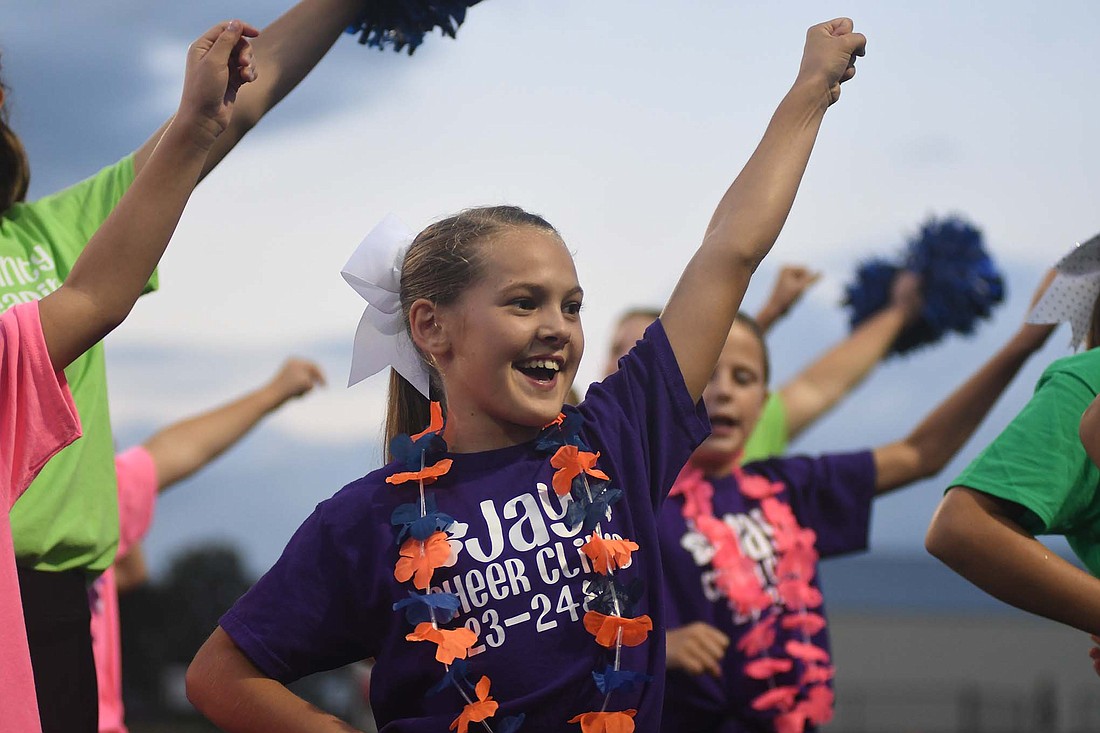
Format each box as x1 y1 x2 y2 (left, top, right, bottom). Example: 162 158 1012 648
690 450 743 480
441 407 543 454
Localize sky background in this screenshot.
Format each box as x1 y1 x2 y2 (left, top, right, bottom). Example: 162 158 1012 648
3 0 1098 580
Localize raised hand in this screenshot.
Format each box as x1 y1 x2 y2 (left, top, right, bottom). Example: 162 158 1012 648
757 265 822 331
179 20 261 149
268 358 327 403
796 18 867 105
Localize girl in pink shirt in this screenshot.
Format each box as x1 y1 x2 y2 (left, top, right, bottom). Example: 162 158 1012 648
0 21 258 731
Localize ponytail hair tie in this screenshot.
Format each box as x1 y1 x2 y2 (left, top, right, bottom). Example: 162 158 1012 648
341 214 431 397
1027 233 1100 349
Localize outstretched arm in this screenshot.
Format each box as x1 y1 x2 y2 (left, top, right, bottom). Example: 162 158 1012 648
871 272 1057 493
661 19 866 401
134 0 364 180
39 22 257 370
926 487 1100 637
753 265 821 333
782 271 922 439
144 358 324 490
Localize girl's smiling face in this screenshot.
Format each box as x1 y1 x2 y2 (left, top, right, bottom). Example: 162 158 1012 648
422 225 584 451
691 320 769 475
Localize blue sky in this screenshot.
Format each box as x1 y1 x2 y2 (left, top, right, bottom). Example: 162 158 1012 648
3 0 1098 576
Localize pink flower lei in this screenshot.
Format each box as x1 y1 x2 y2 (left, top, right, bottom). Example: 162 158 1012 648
386 403 651 733
669 460 836 731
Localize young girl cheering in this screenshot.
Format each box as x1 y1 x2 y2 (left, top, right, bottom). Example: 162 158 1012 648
658 271 1058 733
186 18 866 733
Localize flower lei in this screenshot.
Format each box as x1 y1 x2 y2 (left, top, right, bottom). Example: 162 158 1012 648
386 403 652 733
670 460 835 733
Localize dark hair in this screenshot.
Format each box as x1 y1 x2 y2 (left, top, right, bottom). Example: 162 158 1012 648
384 205 561 455
0 54 29 215
732 311 771 385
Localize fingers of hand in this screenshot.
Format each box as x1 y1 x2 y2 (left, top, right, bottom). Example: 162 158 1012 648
207 20 259 67
824 17 854 37
685 623 729 676
232 37 258 83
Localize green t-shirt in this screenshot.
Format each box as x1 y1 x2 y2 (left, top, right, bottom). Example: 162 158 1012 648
1 156 151 573
742 391 789 463
952 349 1100 576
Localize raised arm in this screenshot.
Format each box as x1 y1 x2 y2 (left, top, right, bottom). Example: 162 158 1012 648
143 358 324 489
781 271 922 439
134 0 364 180
871 272 1057 493
39 21 257 371
753 264 821 333
661 19 866 401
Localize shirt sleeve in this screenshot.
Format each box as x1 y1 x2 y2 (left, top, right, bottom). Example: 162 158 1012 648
113 446 158 557
581 319 711 508
0 301 82 507
760 451 877 559
952 369 1100 536
219 491 388 683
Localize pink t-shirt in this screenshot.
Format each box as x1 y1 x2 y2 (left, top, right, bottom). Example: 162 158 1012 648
0 301 81 733
91 446 157 733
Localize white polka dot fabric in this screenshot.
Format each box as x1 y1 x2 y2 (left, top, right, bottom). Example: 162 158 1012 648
1027 233 1100 348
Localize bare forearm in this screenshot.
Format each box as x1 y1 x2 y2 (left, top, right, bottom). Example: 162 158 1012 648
706 84 827 270
201 0 362 177
41 122 208 369
144 383 287 490
754 300 787 333
927 488 1100 635
663 82 829 399
188 628 362 733
783 305 907 437
874 332 1038 492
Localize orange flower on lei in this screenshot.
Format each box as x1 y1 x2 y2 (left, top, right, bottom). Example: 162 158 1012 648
581 533 639 574
394 531 452 590
449 676 499 733
582 611 652 648
568 710 637 733
405 622 478 665
550 445 609 496
412 401 445 440
385 458 454 486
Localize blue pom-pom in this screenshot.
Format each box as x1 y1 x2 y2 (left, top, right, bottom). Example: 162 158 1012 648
347 1 484 55
843 216 1005 355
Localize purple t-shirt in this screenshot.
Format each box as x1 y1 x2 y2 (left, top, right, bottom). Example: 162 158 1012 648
220 321 709 733
658 451 875 733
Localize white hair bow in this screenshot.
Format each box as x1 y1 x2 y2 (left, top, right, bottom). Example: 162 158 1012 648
341 214 432 397
1027 233 1100 349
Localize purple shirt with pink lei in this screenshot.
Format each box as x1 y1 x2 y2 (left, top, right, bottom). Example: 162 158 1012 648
220 321 709 733
658 451 875 733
